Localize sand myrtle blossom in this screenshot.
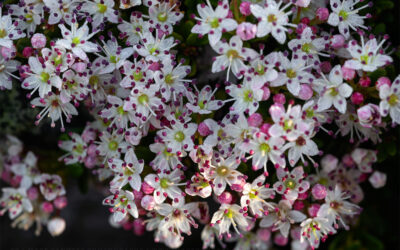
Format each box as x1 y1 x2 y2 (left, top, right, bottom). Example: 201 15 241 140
187 85 223 114
350 148 376 173
250 0 295 44
31 93 78 129
148 1 184 34
0 188 33 219
43 0 79 25
288 27 328 63
56 21 99 61
191 0 238 46
119 0 142 9
157 121 197 153
81 0 118 30
378 75 400 124
270 53 315 97
211 35 258 81
120 59 151 88
118 12 149 46
327 0 370 38
210 203 249 237
344 37 393 72
226 79 263 115
369 171 386 189
100 95 135 129
0 53 20 90
41 46 74 73
103 189 139 222
315 65 353 114
108 149 144 191
0 10 25 48
240 174 275 217
246 52 278 87
273 167 310 201
37 174 66 201
329 166 364 203
60 69 89 103
144 168 185 204
134 31 176 62
10 152 40 189
246 131 286 172
317 185 360 229
58 133 87 165
96 131 129 162
96 38 134 74
8 3 42 35
149 142 184 171
204 155 243 196
185 173 212 198
300 216 336 249
22 57 62 98
260 200 307 238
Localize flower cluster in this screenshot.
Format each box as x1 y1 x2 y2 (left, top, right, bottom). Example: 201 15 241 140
0 136 67 236
0 0 396 249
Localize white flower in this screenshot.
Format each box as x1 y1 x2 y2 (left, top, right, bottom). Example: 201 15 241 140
149 142 184 171
56 21 99 61
120 59 151 88
378 75 400 123
211 203 249 237
211 35 258 81
37 174 66 201
344 38 393 72
103 189 139 222
241 174 275 217
191 0 237 46
81 0 119 30
157 121 197 153
260 200 306 238
351 148 377 173
0 10 25 48
148 2 184 34
0 53 20 90
226 79 263 114
119 0 141 9
246 52 279 87
31 93 78 129
43 0 79 25
144 168 185 204
250 0 295 44
11 151 40 189
185 173 212 198
47 217 66 237
0 187 33 219
58 132 87 165
100 95 135 129
186 85 223 114
41 46 74 73
300 217 336 249
9 4 42 35
317 185 360 229
97 38 134 74
134 31 176 61
327 0 369 38
273 166 310 201
60 69 89 103
315 65 353 113
22 57 62 98
108 149 144 191
288 27 327 63
118 12 149 46
96 131 129 162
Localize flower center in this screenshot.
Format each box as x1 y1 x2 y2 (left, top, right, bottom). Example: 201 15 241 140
225 209 234 218
388 93 399 106
117 106 126 115
226 49 240 59
306 108 314 118
360 54 369 64
296 136 306 146
259 143 270 153
243 89 254 102
149 46 158 55
124 167 134 176
165 74 174 84
40 72 50 82
0 29 7 38
249 190 257 199
174 131 185 142
329 87 339 97
74 144 84 154
286 69 297 79
256 64 265 75
25 14 33 23
97 3 107 13
108 141 118 151
284 179 296 189
157 12 168 22
160 178 170 189
89 75 99 86
138 94 149 104
110 55 118 64
54 55 63 66
283 119 294 131
200 181 209 188
330 201 341 209
216 166 229 176
339 10 348 20
302 43 311 53
198 100 205 109
72 37 80 45
133 70 143 81
163 149 174 157
267 14 277 23
209 18 219 28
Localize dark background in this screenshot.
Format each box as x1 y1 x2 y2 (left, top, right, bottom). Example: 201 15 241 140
1 0 400 249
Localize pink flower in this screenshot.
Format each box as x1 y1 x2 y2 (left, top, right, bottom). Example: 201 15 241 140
351 92 364 105
369 171 386 188
331 34 345 49
22 47 34 58
239 1 251 16
261 86 271 100
42 201 54 213
236 22 257 41
316 7 329 21
341 66 356 80
1 45 16 59
31 33 47 49
359 76 371 87
307 203 320 217
217 191 233 204
27 186 39 200
198 122 212 136
375 76 391 90
311 184 327 200
54 196 68 209
357 104 381 128
247 113 263 127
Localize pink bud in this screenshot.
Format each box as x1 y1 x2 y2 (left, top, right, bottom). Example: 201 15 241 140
321 154 338 172
218 192 233 204
142 182 155 194
239 1 251 16
198 122 212 136
261 86 270 100
376 76 391 90
311 184 327 200
342 154 355 167
84 155 97 169
1 45 16 59
122 221 133 231
357 104 381 128
27 186 39 200
54 196 68 209
293 200 304 210
359 76 371 87
22 47 34 58
260 123 271 135
298 84 314 100
257 228 271 242
236 22 257 41
140 195 155 210
31 33 47 49
133 218 145 236
231 178 246 192
1 170 12 184
273 93 286 104
331 34 345 49
297 191 308 200
133 190 144 200
42 201 54 213
296 23 308 35
148 62 161 71
341 66 356 81
10 175 22 187
369 171 386 188
308 203 320 217
320 61 332 73
351 92 364 105
247 113 263 127
274 234 288 246
316 7 329 21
